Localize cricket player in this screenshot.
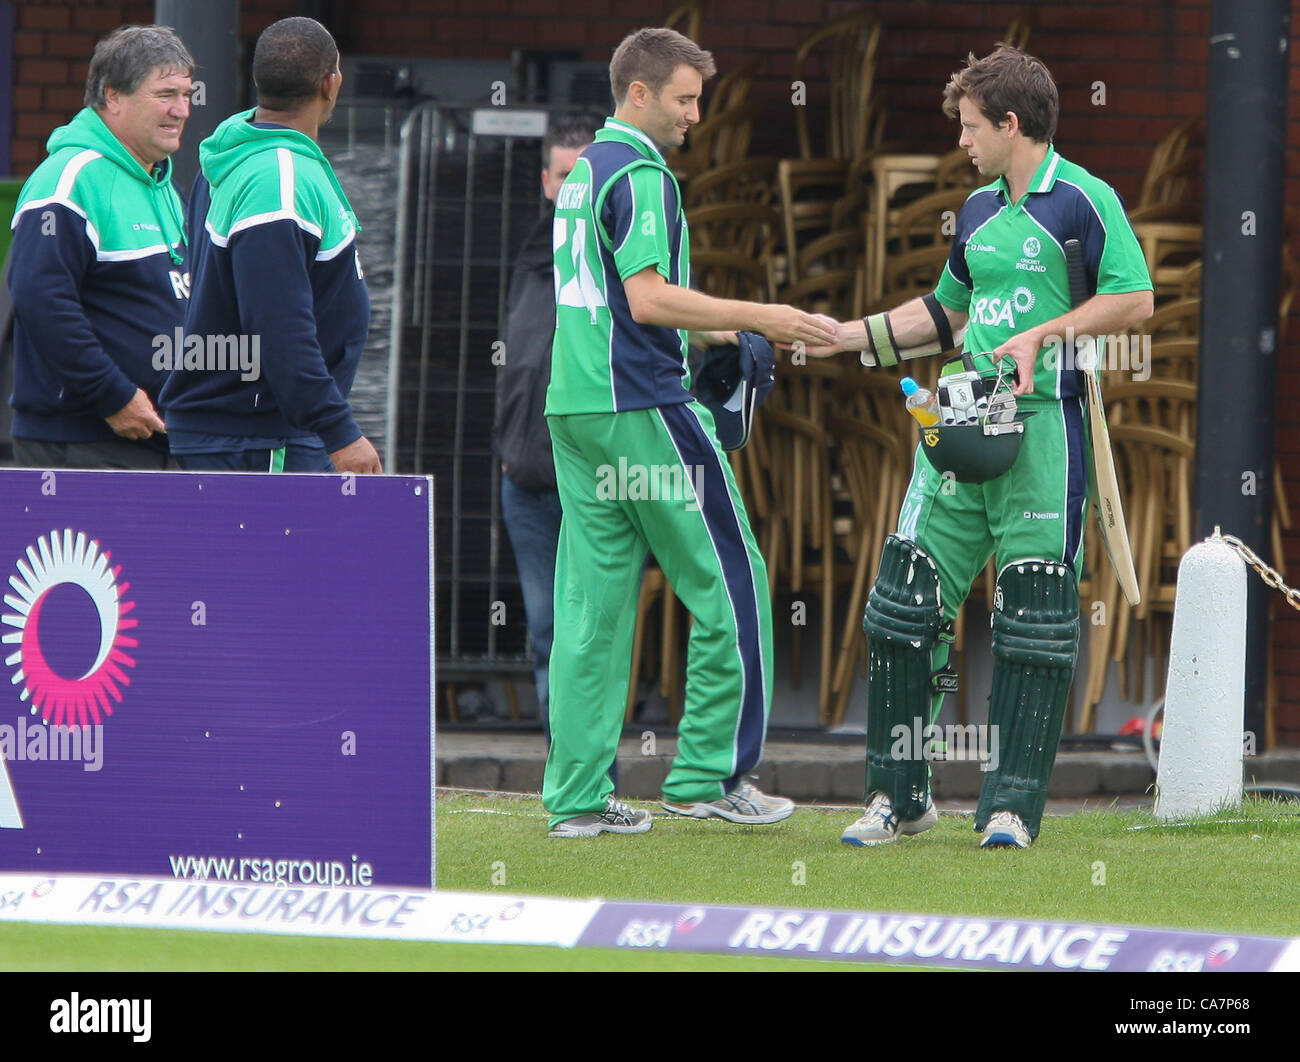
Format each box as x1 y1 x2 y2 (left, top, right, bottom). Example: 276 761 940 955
808 45 1153 848
542 27 836 837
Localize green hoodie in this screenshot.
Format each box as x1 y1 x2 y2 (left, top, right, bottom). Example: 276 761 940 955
158 108 369 454
15 107 185 264
197 108 359 250
8 107 188 444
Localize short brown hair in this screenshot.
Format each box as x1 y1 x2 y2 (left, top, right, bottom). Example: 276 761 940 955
609 27 716 103
942 44 1058 143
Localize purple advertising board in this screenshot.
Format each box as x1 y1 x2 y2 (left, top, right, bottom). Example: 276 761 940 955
578 901 1293 972
0 470 434 887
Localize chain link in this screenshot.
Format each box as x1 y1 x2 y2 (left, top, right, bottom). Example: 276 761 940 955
1211 528 1300 612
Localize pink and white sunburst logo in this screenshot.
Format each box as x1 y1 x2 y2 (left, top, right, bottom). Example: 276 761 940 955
2 530 138 726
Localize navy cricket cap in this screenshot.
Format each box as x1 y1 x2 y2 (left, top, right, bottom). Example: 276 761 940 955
691 330 776 451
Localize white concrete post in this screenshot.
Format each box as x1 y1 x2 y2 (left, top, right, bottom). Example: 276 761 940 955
1154 535 1247 821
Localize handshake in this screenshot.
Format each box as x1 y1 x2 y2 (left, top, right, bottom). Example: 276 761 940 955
721 297 967 375
780 314 854 360
774 301 969 368
736 305 838 349
770 312 878 361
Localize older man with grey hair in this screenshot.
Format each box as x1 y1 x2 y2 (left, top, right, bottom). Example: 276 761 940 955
7 25 194 469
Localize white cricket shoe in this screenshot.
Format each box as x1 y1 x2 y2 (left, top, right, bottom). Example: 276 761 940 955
841 792 937 847
980 810 1032 849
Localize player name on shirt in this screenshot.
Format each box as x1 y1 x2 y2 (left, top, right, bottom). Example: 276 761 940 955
556 182 587 210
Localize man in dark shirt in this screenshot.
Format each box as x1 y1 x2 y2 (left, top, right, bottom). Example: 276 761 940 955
494 113 601 734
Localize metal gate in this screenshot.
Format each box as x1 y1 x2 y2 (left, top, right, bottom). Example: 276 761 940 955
386 104 576 675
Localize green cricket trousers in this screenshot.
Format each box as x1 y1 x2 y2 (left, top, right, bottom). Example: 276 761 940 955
899 394 1091 618
543 401 774 828
895 393 1091 728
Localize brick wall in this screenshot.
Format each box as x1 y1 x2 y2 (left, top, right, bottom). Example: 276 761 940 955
8 1 153 173
7 0 1299 735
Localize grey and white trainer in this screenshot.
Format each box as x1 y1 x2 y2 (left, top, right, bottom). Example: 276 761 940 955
548 797 653 838
661 780 795 824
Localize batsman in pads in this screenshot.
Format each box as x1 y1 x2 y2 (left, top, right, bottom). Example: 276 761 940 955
808 45 1152 848
542 27 836 838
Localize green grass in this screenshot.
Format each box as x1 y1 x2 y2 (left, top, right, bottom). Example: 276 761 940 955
1 793 1297 970
437 794 1300 937
0 922 861 972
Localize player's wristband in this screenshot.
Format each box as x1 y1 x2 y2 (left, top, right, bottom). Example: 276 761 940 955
862 312 900 367
861 323 970 368
860 320 876 367
860 319 878 367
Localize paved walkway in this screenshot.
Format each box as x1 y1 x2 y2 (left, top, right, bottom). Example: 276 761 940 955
435 730 1300 811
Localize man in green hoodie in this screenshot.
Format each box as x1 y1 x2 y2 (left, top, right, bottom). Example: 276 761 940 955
159 17 380 475
7 25 193 469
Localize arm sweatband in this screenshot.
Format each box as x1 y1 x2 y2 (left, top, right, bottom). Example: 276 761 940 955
859 317 968 368
862 311 900 367
922 292 956 352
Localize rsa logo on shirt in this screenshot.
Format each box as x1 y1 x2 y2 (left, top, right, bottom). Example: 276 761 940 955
168 270 191 299
971 287 1036 327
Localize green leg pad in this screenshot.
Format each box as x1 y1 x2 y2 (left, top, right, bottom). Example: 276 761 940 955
975 560 1080 840
863 534 942 821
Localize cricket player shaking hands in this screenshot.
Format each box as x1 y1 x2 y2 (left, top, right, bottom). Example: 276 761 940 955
542 27 835 838
808 45 1152 849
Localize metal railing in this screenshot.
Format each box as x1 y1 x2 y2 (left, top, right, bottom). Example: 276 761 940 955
386 104 578 670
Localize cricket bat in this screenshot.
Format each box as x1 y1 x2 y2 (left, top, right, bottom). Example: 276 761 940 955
1064 239 1141 607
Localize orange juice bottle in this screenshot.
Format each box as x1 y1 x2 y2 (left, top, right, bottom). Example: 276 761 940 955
901 377 940 427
